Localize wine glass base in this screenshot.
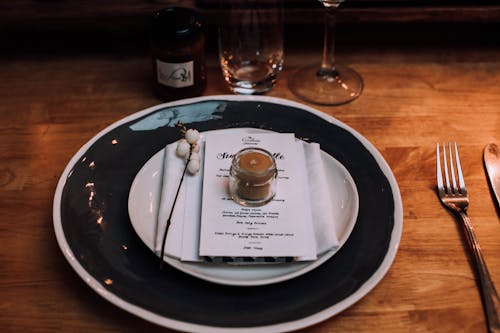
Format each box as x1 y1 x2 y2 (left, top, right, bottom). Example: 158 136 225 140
288 63 363 106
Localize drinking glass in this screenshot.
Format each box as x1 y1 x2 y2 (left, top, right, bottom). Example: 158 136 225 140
288 1 363 105
218 0 284 95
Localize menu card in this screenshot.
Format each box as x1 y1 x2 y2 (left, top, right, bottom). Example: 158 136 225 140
199 132 317 259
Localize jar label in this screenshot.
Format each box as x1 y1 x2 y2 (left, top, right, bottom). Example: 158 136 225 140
156 59 194 88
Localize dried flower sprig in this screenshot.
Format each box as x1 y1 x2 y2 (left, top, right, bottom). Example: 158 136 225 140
159 122 201 269
175 123 201 175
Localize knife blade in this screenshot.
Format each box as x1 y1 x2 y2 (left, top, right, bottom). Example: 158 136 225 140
484 143 500 208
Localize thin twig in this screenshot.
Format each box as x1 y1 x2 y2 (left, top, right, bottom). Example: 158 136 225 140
159 150 192 270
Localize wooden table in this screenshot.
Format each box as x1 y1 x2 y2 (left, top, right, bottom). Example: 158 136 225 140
1 39 500 332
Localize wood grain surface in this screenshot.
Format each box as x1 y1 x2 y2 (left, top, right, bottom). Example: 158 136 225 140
0 37 499 333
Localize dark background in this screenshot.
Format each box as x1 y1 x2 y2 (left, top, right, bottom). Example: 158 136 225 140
2 0 500 54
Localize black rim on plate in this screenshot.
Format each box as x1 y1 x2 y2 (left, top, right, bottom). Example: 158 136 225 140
55 97 397 329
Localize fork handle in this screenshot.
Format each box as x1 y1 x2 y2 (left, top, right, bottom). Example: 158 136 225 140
459 211 500 333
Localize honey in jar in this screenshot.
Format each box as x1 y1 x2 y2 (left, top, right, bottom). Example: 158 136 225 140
149 7 206 101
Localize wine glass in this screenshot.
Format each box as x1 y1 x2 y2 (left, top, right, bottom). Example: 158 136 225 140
288 1 363 105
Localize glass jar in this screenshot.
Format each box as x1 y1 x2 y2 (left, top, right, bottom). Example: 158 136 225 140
149 7 206 101
229 148 278 207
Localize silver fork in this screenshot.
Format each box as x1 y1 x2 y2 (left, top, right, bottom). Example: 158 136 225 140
437 142 500 332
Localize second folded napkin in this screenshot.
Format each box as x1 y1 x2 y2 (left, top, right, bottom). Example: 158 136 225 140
156 130 339 262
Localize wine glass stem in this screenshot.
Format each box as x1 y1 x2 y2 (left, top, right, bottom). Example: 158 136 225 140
320 3 340 76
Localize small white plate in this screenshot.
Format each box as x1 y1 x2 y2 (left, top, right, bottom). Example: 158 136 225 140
128 128 359 286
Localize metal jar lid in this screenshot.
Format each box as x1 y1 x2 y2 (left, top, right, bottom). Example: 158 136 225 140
150 7 202 43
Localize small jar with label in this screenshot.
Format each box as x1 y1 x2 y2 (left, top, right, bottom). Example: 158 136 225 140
229 148 278 207
150 7 206 101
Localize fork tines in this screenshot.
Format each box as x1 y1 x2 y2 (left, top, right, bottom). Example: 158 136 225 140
436 142 467 196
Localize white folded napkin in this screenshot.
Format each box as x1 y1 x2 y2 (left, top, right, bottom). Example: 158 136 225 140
302 142 339 255
155 132 339 262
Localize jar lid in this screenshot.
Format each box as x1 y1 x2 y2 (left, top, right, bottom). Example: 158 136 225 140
150 7 202 41
231 148 277 183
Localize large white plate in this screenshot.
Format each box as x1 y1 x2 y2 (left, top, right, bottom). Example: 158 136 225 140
128 128 359 286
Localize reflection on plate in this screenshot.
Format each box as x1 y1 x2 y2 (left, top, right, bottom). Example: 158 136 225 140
128 128 359 286
53 95 403 333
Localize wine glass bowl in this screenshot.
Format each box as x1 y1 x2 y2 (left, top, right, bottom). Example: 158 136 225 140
288 1 363 105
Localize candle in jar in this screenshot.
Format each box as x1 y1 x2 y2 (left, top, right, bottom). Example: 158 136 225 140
238 151 273 177
229 148 277 206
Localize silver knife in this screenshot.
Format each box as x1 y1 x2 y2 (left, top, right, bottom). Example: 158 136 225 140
484 143 500 208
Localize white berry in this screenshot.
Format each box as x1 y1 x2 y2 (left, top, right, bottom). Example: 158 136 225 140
187 159 200 174
185 129 200 144
176 139 190 157
184 151 200 162
191 143 200 153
